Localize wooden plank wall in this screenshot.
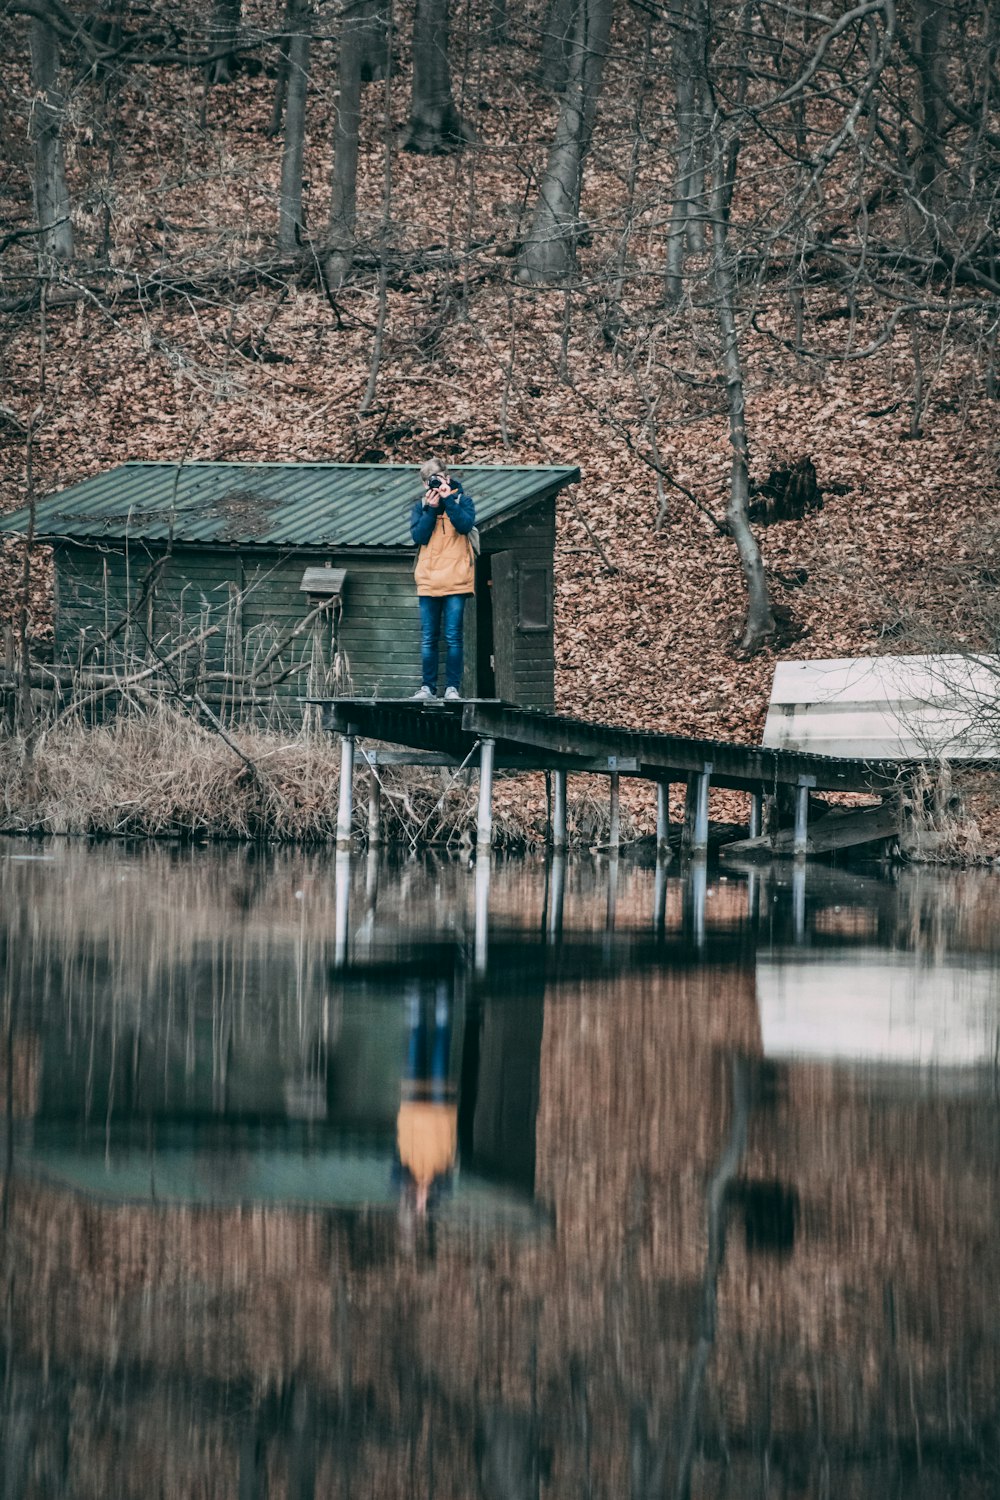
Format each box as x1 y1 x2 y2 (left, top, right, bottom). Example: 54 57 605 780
241 552 337 724
54 543 427 719
483 498 556 710
53 494 558 718
55 543 161 665
329 554 427 699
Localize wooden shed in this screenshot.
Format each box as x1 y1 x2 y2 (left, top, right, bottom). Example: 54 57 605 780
0 461 579 721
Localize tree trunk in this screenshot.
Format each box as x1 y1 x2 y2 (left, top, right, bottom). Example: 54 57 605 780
278 0 312 252
517 0 611 284
673 1057 750 1500
537 0 573 90
268 0 294 137
357 0 391 82
664 0 705 303
489 0 508 46
205 0 242 85
908 0 945 252
28 18 73 264
325 5 366 287
405 0 468 153
706 122 775 656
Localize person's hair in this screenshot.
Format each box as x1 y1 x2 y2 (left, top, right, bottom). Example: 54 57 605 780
419 458 449 485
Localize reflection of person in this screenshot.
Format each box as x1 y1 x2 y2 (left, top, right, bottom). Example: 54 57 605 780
409 459 476 702
396 980 457 1216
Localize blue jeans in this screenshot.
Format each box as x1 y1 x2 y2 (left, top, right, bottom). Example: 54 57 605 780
419 594 467 693
404 979 452 1102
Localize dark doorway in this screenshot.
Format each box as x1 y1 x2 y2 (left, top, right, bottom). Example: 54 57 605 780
475 554 495 698
489 550 518 703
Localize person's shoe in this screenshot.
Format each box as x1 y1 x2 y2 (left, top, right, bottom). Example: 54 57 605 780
412 685 436 700
444 686 462 702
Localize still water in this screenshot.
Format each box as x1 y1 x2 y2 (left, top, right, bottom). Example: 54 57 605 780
2 841 1000 1498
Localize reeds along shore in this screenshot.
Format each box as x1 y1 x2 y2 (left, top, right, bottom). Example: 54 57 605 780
0 638 993 856
0 702 637 848
0 591 636 847
2 702 996 857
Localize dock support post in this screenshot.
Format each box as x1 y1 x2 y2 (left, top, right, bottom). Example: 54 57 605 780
367 761 382 847
474 851 491 974
477 738 495 851
552 770 567 852
609 772 620 853
606 854 618 933
746 868 760 926
792 860 807 943
654 854 668 933
362 848 379 948
793 777 813 858
683 763 713 855
749 792 762 840
334 850 350 969
337 733 355 850
656 783 671 860
688 856 707 950
548 853 566 941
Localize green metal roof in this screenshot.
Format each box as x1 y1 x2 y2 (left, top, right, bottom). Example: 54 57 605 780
0 461 580 549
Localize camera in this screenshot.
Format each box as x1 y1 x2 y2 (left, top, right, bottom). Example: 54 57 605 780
427 474 445 490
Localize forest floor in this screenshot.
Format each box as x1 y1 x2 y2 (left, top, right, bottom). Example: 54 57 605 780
2 1 999 853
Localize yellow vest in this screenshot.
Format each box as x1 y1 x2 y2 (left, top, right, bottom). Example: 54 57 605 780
414 513 475 597
397 1101 458 1186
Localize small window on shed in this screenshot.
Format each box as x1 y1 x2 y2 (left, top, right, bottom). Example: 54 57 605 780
518 565 551 632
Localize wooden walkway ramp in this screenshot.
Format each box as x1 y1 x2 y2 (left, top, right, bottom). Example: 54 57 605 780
317 697 914 858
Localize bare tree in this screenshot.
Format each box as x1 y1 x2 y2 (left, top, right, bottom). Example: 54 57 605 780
268 0 295 136
663 0 705 306
278 0 312 251
325 4 367 286
28 14 74 263
904 0 946 254
705 118 775 655
517 0 612 283
405 0 469 153
537 0 574 91
205 0 243 85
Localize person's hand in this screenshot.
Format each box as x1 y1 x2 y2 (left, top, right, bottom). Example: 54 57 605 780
423 488 441 508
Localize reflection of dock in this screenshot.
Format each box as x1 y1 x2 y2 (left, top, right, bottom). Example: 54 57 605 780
319 697 916 857
335 844 752 976
6 846 1000 1496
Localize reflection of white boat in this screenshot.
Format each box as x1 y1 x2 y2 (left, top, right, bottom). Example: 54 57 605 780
758 950 1000 1069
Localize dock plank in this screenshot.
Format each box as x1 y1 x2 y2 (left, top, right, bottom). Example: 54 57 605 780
310 696 911 795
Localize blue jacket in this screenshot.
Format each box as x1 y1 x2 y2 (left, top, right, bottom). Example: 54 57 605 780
409 481 476 546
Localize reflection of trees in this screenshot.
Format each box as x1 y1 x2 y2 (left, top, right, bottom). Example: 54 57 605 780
4 861 1000 1495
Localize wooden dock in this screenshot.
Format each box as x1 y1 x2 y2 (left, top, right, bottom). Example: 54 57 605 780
317 698 916 858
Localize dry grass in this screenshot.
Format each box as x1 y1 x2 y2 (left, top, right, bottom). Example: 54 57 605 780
0 704 342 841
0 702 638 848
899 764 990 866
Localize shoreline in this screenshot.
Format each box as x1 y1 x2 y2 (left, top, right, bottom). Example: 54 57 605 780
3 717 998 865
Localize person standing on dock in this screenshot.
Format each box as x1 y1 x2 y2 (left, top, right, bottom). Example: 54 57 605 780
410 459 477 701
